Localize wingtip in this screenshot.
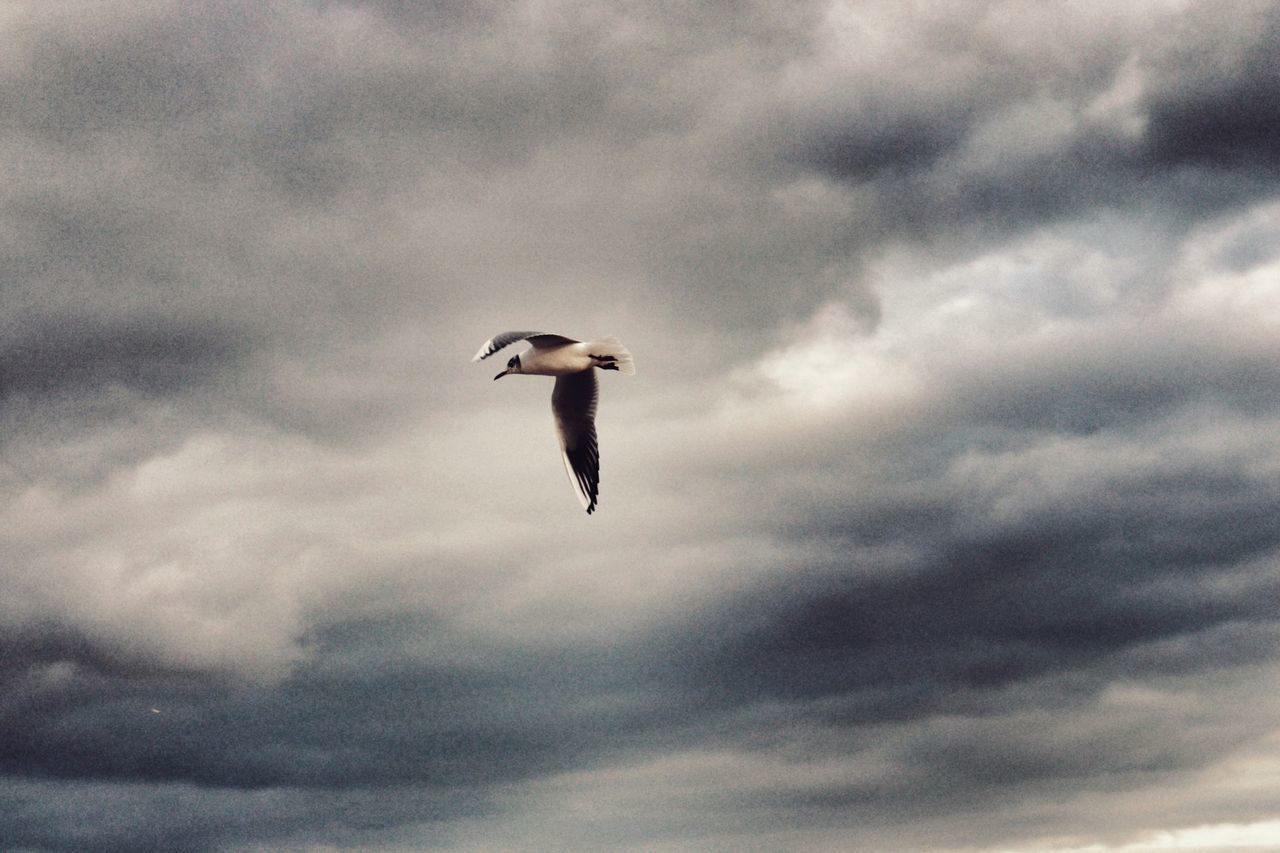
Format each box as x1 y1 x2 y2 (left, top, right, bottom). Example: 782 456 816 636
560 449 598 514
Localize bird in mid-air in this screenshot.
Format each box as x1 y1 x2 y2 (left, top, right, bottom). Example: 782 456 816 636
473 331 634 514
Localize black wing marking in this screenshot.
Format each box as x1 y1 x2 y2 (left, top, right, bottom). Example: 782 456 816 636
526 334 580 350
472 332 579 362
551 370 600 514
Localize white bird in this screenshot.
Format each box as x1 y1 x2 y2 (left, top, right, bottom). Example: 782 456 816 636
473 332 634 514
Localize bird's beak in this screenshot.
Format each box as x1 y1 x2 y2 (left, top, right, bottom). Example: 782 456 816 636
493 369 509 381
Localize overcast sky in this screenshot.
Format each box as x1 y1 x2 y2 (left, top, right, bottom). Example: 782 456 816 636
3 1 1280 850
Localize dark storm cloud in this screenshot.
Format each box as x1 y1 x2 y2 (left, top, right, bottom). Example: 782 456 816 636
0 317 245 407
789 101 979 183
5 0 1280 849
4 410 1276 827
1142 4 1280 171
784 3 1280 243
0 316 249 488
0 611 690 793
656 385 1280 731
0 777 488 853
0 624 185 692
696 466 1280 707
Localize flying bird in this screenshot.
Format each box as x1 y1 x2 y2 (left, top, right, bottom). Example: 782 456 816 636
473 332 634 514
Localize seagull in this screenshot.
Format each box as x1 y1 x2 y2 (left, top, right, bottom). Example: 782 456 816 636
473 331 634 514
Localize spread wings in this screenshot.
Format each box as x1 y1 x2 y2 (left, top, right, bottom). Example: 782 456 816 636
472 332 580 362
551 369 600 514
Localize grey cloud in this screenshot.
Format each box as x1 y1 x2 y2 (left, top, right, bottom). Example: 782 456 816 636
726 685 1272 837
0 776 487 853
947 336 1280 435
0 317 245 407
5 9 240 143
636 293 1280 750
2 0 867 352
6 407 1275 815
783 5 1280 245
0 315 251 489
1142 3 1280 171
5 0 1280 849
690 461 1280 705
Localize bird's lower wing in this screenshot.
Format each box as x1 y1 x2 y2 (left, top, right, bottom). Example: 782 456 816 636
472 332 579 361
551 370 600 514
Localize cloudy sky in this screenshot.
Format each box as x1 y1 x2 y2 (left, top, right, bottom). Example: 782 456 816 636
3 0 1280 849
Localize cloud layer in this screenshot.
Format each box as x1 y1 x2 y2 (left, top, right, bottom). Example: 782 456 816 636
3 0 1280 849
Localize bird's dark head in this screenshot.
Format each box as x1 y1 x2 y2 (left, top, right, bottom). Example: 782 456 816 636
494 354 521 380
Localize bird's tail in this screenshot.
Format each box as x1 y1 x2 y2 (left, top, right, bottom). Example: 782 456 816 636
588 337 635 375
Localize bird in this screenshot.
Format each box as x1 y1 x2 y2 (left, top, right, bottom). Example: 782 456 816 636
473 331 634 514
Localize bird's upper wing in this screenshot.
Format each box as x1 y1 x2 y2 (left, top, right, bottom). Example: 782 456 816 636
472 332 580 362
551 369 600 514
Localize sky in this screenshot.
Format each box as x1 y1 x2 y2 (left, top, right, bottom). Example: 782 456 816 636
2 0 1280 850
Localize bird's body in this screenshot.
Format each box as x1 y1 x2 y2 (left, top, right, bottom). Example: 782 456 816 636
473 331 633 514
514 340 598 376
